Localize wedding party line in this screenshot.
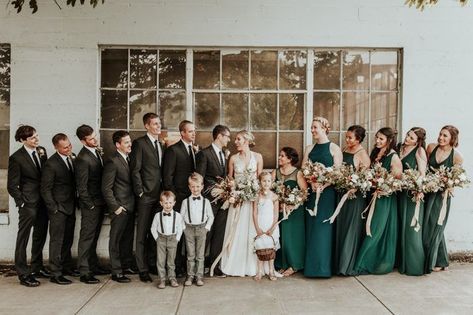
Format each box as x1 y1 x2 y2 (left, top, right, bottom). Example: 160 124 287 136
7 112 467 289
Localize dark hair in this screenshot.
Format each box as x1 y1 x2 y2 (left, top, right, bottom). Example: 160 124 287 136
440 125 459 148
370 127 397 163
112 130 130 146
404 127 426 149
14 125 36 142
143 112 159 126
179 120 193 133
76 124 94 141
52 133 68 146
347 125 366 143
212 125 230 140
160 190 176 201
280 147 299 166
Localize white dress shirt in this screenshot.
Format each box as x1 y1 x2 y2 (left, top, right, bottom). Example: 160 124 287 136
146 133 162 163
180 195 214 231
117 150 129 164
212 143 225 167
151 210 185 241
58 152 73 171
24 145 41 167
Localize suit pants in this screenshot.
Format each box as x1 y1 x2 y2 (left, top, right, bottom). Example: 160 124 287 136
135 199 159 272
49 210 76 277
77 205 105 275
120 211 136 269
109 211 131 275
15 204 40 276
184 223 207 278
209 207 229 268
156 234 178 280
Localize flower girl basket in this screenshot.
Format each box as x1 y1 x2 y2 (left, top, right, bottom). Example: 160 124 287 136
254 234 276 261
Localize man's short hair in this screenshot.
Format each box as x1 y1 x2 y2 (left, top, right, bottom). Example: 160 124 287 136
160 190 176 201
14 125 36 142
112 130 130 146
188 172 204 185
52 133 68 146
76 124 94 141
178 120 193 133
212 125 230 141
143 112 159 126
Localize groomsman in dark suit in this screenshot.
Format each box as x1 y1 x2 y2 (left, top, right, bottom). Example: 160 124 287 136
102 130 135 283
195 125 231 277
130 113 164 282
41 133 78 285
163 120 196 275
8 125 50 287
75 125 108 284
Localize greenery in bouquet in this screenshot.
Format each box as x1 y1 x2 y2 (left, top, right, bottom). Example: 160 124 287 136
331 164 371 199
235 171 260 202
272 181 308 208
210 172 260 209
431 164 470 192
368 163 402 197
301 161 334 186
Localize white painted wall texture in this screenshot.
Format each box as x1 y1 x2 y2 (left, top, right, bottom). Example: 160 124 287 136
0 0 472 261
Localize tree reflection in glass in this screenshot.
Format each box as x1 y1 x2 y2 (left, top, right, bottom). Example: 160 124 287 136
130 50 157 89
0 46 10 87
129 90 157 129
193 50 220 89
222 50 249 90
343 51 369 90
342 92 369 130
159 50 186 89
314 51 340 90
279 93 304 130
223 93 248 130
159 91 186 130
251 50 277 90
371 92 397 131
313 92 340 131
101 49 128 88
101 90 127 129
279 50 307 90
371 51 398 91
195 93 219 129
250 93 276 130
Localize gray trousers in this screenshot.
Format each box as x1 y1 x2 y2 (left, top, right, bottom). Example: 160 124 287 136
184 223 207 277
157 234 178 280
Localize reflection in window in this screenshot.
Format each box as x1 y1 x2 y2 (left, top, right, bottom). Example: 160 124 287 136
251 50 277 90
0 44 10 213
193 50 220 89
222 50 249 90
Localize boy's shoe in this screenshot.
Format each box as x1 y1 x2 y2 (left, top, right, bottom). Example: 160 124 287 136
195 277 204 286
184 276 194 286
157 280 166 289
169 278 179 287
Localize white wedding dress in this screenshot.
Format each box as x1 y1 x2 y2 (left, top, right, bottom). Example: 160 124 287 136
221 152 258 277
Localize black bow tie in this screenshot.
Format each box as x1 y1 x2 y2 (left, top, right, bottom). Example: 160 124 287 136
163 212 171 216
192 196 201 201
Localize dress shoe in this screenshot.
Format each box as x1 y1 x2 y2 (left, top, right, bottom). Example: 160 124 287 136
32 268 51 278
19 275 40 287
213 268 226 278
80 275 100 284
148 266 158 275
92 267 110 275
50 275 72 285
169 278 179 287
139 272 152 283
122 267 138 275
111 274 131 283
64 269 80 277
195 277 204 286
184 276 194 286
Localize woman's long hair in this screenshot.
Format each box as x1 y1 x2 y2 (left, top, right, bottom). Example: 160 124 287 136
370 127 397 163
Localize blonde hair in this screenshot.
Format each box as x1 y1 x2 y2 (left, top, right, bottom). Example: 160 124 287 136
160 190 176 201
236 130 255 147
312 116 330 134
258 171 272 182
188 172 204 185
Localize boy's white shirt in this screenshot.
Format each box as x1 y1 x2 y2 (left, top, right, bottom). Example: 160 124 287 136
150 210 185 241
180 195 214 231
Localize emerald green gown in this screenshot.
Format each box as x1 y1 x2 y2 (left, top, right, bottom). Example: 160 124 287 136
355 152 398 275
334 152 367 276
274 168 305 271
304 142 336 278
423 146 454 273
398 148 425 276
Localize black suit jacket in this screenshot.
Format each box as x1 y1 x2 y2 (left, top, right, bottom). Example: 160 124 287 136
130 136 164 202
102 151 135 213
163 140 195 209
40 152 77 215
75 147 105 210
7 146 48 208
196 145 227 197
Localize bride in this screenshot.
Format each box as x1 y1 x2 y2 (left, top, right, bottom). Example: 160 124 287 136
221 130 263 277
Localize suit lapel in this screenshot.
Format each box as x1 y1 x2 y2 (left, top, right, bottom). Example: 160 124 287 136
208 146 225 174
116 151 129 171
54 152 70 173
83 147 100 166
20 146 39 174
144 136 160 161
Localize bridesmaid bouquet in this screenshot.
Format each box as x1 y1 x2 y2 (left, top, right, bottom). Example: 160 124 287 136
400 169 433 231
272 181 308 222
211 172 260 210
301 161 335 216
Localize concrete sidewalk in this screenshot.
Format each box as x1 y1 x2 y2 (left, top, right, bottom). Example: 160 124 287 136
1 263 472 315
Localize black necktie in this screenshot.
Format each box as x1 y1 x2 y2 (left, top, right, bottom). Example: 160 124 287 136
126 156 130 164
219 150 225 169
32 151 41 172
188 144 195 170
95 149 103 165
193 196 201 201
154 140 161 166
66 157 74 175
163 212 171 216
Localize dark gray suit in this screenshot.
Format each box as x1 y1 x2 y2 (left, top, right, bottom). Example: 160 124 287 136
7 146 49 277
196 145 228 267
102 151 135 275
130 136 163 273
75 147 106 276
41 152 77 277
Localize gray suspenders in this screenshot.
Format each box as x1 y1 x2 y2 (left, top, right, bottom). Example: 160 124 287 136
159 211 176 234
186 197 206 224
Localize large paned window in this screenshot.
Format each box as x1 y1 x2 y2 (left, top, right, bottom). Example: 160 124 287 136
0 44 10 213
100 47 401 169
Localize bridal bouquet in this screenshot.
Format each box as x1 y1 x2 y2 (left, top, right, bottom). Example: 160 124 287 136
301 161 336 216
210 176 238 210
210 171 260 209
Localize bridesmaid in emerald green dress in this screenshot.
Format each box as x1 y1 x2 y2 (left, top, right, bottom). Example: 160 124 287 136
273 147 308 277
334 125 370 276
302 117 343 278
398 127 428 276
423 125 463 273
355 127 402 275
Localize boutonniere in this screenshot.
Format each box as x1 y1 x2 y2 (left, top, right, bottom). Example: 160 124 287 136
70 153 77 161
192 144 200 154
224 149 231 160
96 146 104 157
159 139 166 149
37 147 46 158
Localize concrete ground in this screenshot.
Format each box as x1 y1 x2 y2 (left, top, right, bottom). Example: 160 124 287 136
1 263 472 315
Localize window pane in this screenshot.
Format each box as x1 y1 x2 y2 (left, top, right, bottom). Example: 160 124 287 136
0 129 8 169
278 132 304 167
101 90 127 129
194 93 220 129
0 89 9 128
0 168 7 212
328 132 340 146
279 93 304 130
222 50 249 90
251 50 277 90
101 49 128 88
223 93 248 130
0 47 10 87
99 130 117 160
159 50 186 89
130 49 156 89
195 131 213 148
159 91 186 130
313 92 340 131
193 50 220 89
250 93 277 130
129 90 157 129
314 51 340 90
371 51 398 91
253 132 277 169
343 51 369 90
129 130 146 141
371 92 398 131
279 50 307 90
342 92 369 130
